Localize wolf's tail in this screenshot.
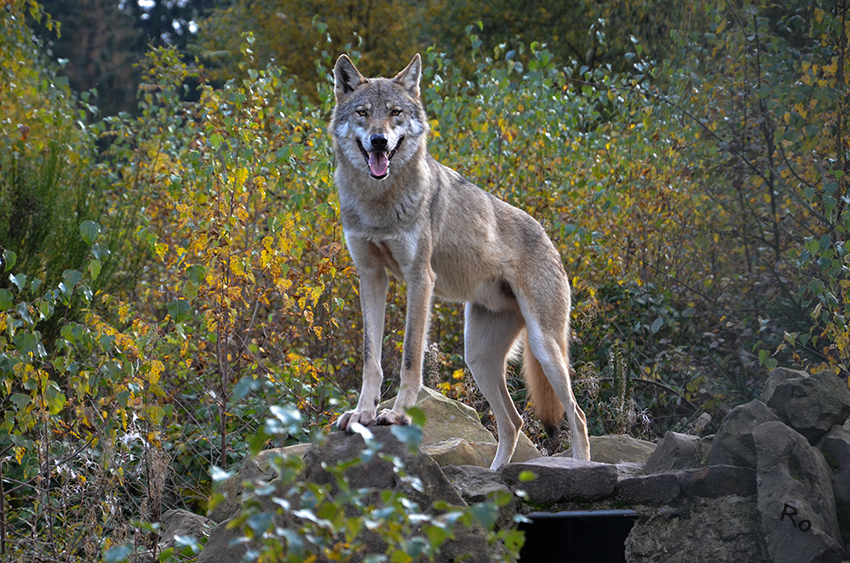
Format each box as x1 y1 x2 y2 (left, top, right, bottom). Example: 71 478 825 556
521 330 565 444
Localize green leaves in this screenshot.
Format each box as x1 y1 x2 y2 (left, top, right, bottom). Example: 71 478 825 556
2 249 16 272
102 544 133 563
80 220 101 245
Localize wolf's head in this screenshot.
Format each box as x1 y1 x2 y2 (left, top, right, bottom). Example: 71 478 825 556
331 54 428 181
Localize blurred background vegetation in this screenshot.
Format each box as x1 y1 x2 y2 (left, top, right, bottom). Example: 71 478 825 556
1 0 848 559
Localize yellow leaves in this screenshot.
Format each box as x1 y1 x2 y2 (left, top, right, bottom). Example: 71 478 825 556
148 360 164 385
118 303 131 324
155 242 169 258
114 333 140 359
815 8 825 24
229 254 246 277
227 286 243 303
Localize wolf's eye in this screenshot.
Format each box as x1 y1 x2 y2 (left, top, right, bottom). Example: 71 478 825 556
355 109 368 117
390 109 402 116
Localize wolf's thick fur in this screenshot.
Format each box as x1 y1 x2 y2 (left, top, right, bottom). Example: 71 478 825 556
331 54 591 469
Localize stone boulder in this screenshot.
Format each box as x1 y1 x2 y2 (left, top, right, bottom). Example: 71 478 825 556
753 421 847 563
642 432 707 474
135 509 215 562
301 427 465 508
559 434 657 464
819 424 850 545
820 424 850 506
707 399 779 469
761 368 850 444
624 496 770 563
500 457 618 505
442 465 517 529
381 385 540 467
208 442 311 523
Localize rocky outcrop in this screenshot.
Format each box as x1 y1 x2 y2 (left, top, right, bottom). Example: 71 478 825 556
707 399 779 468
820 423 850 546
560 434 657 464
642 431 707 473
382 385 541 466
624 496 770 563
168 369 850 563
753 421 846 563
762 368 850 444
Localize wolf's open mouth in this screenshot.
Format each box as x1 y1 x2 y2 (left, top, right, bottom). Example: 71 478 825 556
357 138 403 179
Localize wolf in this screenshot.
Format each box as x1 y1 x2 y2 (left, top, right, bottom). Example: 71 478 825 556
330 53 591 469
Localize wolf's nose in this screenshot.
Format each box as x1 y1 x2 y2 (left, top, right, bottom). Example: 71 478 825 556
370 134 388 151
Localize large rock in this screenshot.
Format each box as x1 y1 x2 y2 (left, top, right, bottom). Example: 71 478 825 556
761 368 850 443
559 434 657 464
707 400 779 469
819 424 850 545
820 424 850 505
208 442 311 523
301 427 465 507
381 385 540 467
500 457 618 505
442 465 517 529
642 432 706 474
624 496 770 563
753 421 847 563
136 509 215 562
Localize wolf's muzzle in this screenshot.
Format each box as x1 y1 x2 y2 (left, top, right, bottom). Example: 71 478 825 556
357 136 403 180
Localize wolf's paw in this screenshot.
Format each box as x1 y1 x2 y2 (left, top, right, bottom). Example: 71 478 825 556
336 409 376 431
375 409 410 426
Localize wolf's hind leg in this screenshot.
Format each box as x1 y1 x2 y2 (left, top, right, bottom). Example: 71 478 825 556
522 307 591 461
464 302 525 470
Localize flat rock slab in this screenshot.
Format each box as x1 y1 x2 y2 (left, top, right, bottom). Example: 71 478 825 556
616 472 681 505
500 457 618 505
678 465 756 498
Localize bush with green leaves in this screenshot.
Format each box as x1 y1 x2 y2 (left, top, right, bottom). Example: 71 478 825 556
103 407 525 563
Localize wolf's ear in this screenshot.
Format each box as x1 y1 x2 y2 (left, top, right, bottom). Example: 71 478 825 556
394 54 421 98
334 55 366 100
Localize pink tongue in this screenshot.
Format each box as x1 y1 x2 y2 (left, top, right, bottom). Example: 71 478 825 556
368 152 389 177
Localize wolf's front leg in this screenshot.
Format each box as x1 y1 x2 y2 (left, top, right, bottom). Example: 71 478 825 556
337 259 389 431
377 264 435 426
